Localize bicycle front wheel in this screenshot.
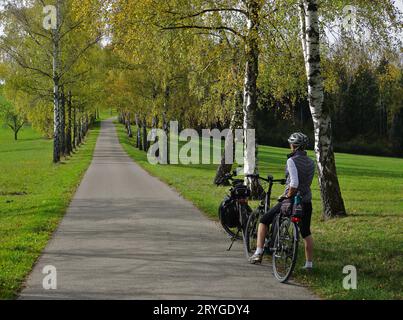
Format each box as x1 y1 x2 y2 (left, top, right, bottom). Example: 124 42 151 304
243 209 260 260
272 217 299 283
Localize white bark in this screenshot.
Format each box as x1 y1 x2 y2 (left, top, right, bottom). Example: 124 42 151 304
299 0 346 218
242 1 263 198
52 0 61 163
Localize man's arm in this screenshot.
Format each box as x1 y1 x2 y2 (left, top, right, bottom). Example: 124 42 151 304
286 158 299 198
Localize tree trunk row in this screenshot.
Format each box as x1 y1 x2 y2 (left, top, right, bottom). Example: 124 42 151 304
53 88 95 161
120 111 149 152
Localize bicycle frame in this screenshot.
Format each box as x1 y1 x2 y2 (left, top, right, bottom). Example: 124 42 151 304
245 173 286 252
244 173 300 282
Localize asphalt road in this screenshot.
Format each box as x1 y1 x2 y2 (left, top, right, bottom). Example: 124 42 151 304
19 118 317 300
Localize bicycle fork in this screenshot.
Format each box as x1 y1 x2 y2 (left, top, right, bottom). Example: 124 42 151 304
227 202 247 251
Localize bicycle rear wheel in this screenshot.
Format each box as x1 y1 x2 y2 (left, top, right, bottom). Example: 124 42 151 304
272 217 299 283
243 209 260 260
219 208 242 240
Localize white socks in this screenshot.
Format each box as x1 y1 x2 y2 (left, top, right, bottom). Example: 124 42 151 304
254 247 264 255
305 261 313 268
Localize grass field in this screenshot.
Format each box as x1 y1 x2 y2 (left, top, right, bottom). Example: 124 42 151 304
0 120 101 299
116 122 403 300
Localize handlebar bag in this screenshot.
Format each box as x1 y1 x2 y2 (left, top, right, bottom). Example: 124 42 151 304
231 185 250 199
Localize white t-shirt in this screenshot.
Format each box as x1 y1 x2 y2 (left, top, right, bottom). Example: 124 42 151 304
286 158 299 188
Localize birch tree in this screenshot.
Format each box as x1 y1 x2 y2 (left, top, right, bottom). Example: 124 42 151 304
0 0 101 162
299 0 346 218
151 0 270 197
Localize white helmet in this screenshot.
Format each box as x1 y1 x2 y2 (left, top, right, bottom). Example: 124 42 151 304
288 132 309 149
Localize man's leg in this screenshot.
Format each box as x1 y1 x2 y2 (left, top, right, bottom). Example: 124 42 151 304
256 223 267 250
249 202 281 264
303 235 313 262
299 202 313 269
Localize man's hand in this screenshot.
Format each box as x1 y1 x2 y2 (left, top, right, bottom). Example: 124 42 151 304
277 195 288 202
287 187 298 198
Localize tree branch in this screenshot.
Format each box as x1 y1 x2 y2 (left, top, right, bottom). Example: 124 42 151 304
160 24 244 39
0 45 52 78
59 35 102 79
167 8 248 20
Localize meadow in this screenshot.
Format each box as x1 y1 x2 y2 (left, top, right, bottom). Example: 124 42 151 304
0 121 101 299
116 123 403 300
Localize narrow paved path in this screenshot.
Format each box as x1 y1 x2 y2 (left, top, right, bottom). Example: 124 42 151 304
20 119 317 299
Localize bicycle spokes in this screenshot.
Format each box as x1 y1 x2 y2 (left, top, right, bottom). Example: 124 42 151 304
244 210 260 259
272 218 299 283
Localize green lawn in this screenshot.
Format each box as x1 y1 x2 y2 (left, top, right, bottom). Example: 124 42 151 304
116 122 403 300
0 121 101 299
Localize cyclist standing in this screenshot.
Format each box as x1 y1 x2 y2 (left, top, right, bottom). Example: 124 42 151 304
249 132 315 270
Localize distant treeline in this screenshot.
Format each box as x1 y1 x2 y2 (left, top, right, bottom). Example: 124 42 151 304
256 56 403 158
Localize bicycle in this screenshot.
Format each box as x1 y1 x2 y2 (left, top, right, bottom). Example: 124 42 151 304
217 171 252 250
244 174 301 283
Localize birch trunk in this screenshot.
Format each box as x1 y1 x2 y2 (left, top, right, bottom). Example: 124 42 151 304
77 116 81 146
66 91 72 155
135 113 141 149
53 78 60 162
163 85 170 163
299 0 346 219
52 0 61 163
151 116 159 158
126 112 133 137
72 104 76 150
214 90 243 184
85 113 89 135
80 116 84 140
142 116 148 152
60 91 66 156
243 0 263 199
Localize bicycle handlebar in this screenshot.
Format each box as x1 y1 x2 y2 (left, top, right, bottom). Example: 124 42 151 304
217 172 286 186
216 170 239 186
245 174 286 185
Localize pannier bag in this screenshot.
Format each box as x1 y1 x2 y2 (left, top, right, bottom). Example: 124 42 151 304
219 196 240 228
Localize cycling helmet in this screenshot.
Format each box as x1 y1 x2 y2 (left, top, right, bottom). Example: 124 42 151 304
288 132 309 149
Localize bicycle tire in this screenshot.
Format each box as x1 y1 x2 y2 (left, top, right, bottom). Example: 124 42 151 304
243 209 260 260
272 217 299 283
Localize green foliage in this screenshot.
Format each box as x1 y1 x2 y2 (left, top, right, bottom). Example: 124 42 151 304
0 86 26 139
0 0 105 147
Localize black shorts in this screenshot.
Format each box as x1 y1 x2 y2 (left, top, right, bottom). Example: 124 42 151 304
260 201 313 239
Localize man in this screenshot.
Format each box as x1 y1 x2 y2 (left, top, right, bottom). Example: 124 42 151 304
249 132 315 270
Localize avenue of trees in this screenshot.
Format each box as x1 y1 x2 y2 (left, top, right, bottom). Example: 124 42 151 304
0 0 107 160
1 0 401 219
